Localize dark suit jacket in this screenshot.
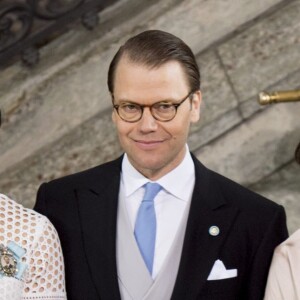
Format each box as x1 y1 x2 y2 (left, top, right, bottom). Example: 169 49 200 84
34 155 288 300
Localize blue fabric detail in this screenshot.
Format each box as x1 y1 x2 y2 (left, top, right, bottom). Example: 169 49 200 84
134 182 161 275
0 241 28 279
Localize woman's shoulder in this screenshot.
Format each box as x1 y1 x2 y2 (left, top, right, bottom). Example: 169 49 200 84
0 193 66 298
0 193 46 218
0 193 49 248
275 229 300 257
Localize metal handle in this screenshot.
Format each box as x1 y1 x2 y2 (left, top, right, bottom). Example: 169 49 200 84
258 90 300 105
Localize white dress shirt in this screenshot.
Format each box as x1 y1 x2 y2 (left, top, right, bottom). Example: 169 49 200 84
119 145 195 278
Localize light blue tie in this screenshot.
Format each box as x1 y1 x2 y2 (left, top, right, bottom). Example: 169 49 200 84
134 182 162 275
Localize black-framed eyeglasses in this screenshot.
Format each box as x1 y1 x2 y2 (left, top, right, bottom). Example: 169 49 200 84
113 91 194 123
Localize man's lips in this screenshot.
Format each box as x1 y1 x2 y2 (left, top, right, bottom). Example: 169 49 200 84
134 139 163 144
133 139 164 149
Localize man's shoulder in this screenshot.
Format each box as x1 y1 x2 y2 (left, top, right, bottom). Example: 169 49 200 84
192 155 283 214
43 156 123 189
214 169 281 213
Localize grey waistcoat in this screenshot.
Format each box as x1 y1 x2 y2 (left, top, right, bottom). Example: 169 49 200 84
116 195 191 300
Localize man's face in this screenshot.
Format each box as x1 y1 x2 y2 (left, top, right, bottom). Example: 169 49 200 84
112 58 201 180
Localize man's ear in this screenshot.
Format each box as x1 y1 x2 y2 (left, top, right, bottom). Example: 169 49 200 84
112 109 116 123
190 90 201 123
111 94 117 123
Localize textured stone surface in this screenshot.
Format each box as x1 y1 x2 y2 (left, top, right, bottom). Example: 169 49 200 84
0 55 113 173
189 108 242 150
219 0 300 102
195 103 300 186
193 50 239 128
149 0 286 54
0 110 122 208
187 50 242 150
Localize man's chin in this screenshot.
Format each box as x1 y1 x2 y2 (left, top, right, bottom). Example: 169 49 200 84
131 157 178 179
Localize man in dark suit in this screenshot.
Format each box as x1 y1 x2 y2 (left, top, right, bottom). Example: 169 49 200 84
35 30 288 300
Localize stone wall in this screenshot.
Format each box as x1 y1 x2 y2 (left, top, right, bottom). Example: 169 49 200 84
1 0 299 233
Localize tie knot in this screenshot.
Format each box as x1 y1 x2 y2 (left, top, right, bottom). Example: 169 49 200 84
143 183 161 202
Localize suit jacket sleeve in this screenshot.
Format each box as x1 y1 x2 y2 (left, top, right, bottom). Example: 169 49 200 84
34 182 48 216
244 205 288 299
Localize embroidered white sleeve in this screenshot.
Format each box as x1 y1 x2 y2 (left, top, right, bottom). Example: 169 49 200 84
0 194 66 300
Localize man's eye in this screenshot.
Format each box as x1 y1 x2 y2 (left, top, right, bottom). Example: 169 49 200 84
155 103 174 111
121 104 140 112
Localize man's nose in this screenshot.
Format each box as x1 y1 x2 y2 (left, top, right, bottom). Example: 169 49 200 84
138 108 158 132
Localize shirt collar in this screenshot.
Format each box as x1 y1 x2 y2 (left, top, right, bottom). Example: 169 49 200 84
121 155 149 197
121 145 195 201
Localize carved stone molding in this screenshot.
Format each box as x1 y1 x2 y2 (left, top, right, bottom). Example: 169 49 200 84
0 0 118 67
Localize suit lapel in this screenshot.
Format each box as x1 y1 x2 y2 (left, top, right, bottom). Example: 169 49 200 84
75 158 122 300
171 157 239 300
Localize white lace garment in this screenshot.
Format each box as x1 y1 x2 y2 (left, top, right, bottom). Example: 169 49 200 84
0 193 66 300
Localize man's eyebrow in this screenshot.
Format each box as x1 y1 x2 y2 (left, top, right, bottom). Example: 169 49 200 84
115 99 140 105
115 97 178 104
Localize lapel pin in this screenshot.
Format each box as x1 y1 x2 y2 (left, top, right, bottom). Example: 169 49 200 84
209 226 220 236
